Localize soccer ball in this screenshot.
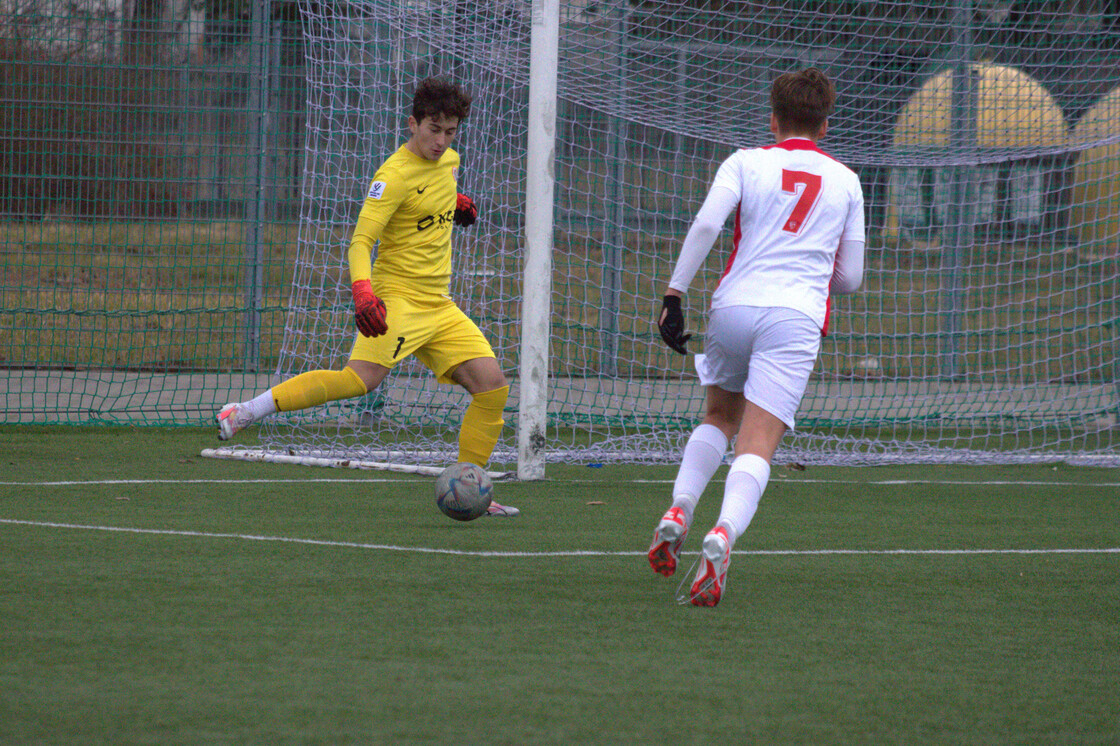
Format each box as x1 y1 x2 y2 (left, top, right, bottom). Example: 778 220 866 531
434 462 493 521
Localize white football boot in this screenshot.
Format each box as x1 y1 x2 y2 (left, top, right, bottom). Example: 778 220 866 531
688 526 732 607
484 502 521 517
648 506 689 577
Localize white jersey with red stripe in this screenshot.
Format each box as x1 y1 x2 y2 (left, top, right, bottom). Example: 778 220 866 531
670 137 865 331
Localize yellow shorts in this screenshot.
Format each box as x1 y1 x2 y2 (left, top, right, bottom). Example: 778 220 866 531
349 293 495 384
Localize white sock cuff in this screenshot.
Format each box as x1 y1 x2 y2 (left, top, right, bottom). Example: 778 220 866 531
247 390 278 420
690 423 729 456
729 453 770 494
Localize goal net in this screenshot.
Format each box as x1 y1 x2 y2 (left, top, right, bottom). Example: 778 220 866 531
249 0 1120 470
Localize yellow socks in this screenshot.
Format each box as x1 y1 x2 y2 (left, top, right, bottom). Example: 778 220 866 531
458 385 509 467
271 367 367 412
271 372 505 467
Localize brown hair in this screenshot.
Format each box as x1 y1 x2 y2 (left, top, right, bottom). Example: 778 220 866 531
770 68 836 134
412 77 472 123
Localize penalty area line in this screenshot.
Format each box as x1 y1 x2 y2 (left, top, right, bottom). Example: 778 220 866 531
6 477 1120 489
634 478 1120 488
1 519 1117 558
0 478 418 487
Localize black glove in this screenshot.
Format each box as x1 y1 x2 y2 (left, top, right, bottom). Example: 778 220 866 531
658 295 691 355
454 193 477 227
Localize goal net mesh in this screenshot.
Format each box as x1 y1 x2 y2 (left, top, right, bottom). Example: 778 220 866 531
258 0 1120 467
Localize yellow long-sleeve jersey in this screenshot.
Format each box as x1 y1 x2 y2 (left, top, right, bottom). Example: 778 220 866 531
348 144 459 298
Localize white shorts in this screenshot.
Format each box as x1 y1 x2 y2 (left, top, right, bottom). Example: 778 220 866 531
694 305 822 431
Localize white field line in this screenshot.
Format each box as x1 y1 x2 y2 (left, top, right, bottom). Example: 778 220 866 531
643 478 1120 487
1 518 1117 557
3 478 1120 487
0 478 419 486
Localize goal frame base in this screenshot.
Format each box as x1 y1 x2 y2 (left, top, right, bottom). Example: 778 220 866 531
200 446 514 480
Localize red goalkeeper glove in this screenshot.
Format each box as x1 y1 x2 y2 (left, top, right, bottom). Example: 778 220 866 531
351 280 388 337
454 193 477 227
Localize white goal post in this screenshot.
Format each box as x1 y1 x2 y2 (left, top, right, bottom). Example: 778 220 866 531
206 0 1120 476
518 0 560 480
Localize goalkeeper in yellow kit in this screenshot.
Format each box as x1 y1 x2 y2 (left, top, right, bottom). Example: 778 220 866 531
216 77 518 517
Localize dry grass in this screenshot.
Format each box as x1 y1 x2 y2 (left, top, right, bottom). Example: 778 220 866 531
0 221 299 370
2 220 1117 383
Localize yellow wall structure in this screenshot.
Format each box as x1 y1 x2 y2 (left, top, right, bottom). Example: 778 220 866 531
1070 86 1120 258
884 63 1068 247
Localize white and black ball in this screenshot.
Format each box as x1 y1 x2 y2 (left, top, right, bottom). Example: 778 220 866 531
434 462 493 521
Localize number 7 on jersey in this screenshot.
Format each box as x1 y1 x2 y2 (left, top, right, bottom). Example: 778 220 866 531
781 169 822 235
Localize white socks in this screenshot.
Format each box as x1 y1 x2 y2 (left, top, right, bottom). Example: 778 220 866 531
670 423 729 524
715 453 771 546
666 425 772 547
244 390 279 422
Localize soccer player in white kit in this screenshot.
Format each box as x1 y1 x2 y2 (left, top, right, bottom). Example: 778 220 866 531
648 68 866 606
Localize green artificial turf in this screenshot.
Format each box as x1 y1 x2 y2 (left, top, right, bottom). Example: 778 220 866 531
1 426 1117 744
